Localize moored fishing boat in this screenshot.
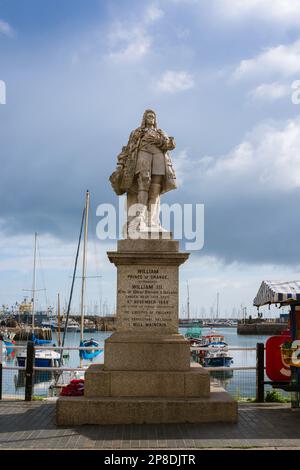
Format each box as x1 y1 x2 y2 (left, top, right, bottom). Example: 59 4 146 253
42 318 80 332
204 330 227 346
189 329 230 366
187 329 228 348
83 319 97 333
16 349 60 367
204 349 233 367
185 325 207 346
79 339 103 360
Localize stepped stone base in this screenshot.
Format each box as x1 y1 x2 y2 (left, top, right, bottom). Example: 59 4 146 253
56 385 238 425
104 333 190 371
84 363 210 398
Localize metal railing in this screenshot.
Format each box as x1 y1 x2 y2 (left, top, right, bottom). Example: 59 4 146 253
0 341 283 402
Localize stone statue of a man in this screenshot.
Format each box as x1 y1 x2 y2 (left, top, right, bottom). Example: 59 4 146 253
110 109 177 232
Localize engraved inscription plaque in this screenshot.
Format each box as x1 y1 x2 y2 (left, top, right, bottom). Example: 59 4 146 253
117 264 179 333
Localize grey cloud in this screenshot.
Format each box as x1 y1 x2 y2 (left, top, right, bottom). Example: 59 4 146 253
1 14 300 272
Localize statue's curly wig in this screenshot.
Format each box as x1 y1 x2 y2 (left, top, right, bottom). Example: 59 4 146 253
140 109 157 129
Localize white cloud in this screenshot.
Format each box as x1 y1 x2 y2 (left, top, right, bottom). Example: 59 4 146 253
196 116 300 192
108 24 151 62
107 4 164 62
249 82 290 101
144 4 164 24
0 19 14 37
212 0 300 26
232 39 300 81
155 70 194 93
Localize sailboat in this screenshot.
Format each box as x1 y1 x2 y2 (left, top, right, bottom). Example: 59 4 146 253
78 191 103 362
56 190 103 383
185 280 203 341
16 233 60 368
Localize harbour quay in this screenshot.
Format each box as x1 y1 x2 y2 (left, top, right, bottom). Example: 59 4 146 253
237 319 288 335
1 400 300 450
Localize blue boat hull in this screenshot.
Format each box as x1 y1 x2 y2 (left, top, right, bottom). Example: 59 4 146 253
17 358 53 367
204 357 232 367
79 340 103 360
31 335 52 346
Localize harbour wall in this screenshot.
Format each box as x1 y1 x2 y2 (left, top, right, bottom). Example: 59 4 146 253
237 322 288 335
1 327 52 341
72 315 117 332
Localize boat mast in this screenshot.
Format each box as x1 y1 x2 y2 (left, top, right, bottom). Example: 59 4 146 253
59 204 85 369
80 190 90 345
32 232 37 331
186 281 190 322
57 293 61 347
216 292 219 320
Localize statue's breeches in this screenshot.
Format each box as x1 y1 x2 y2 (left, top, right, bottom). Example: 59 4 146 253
135 148 166 177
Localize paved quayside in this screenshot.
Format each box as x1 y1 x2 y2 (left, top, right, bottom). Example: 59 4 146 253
1 400 300 449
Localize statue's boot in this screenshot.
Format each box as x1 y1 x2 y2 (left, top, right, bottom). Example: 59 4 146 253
147 183 162 230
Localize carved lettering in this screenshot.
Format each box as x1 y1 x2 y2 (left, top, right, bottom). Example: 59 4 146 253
117 265 178 332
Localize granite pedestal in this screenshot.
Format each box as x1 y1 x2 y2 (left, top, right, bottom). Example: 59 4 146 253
56 235 237 425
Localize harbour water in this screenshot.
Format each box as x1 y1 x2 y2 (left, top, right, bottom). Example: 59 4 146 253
2 328 272 399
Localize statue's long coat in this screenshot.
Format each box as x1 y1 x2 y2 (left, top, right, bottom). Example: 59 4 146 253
113 127 177 195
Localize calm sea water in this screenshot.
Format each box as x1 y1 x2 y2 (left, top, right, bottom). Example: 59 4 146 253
2 328 271 398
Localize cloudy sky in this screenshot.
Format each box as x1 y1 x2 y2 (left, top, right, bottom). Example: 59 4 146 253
1 0 300 318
